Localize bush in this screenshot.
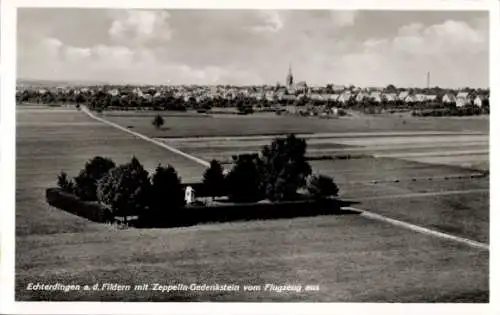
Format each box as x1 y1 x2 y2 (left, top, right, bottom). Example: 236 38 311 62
74 156 116 201
307 174 339 199
150 164 185 215
152 114 164 129
97 157 151 220
57 171 74 194
202 160 226 198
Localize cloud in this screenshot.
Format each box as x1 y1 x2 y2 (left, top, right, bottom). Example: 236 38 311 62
19 36 264 85
37 38 64 58
17 10 488 88
331 18 488 87
392 19 487 55
330 11 358 27
108 10 173 44
251 10 284 33
398 23 424 36
63 46 92 62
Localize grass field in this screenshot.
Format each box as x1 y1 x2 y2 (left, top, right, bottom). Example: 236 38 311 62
16 108 207 236
102 110 489 138
16 215 488 302
15 106 489 302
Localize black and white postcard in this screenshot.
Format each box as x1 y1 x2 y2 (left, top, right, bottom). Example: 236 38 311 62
0 0 497 314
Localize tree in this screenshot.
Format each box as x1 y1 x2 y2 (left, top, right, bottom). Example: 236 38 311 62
150 164 185 214
152 114 165 129
57 171 74 193
237 100 254 115
74 156 116 201
202 160 226 198
385 84 397 93
226 154 263 202
97 157 151 222
306 174 339 199
259 134 312 201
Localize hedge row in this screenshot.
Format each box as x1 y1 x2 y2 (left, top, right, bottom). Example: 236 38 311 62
135 198 352 228
46 188 113 223
46 187 354 228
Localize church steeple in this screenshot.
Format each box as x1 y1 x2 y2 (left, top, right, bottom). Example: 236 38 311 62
286 64 294 88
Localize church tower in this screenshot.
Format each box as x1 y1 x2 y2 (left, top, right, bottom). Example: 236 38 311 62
286 64 294 89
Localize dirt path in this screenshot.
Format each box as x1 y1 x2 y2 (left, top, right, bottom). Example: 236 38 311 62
343 206 489 250
81 106 211 168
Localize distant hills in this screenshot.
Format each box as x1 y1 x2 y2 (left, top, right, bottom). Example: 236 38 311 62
17 78 110 87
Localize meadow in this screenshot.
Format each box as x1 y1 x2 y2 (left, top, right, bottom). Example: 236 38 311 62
102 110 489 138
15 106 489 302
16 214 488 302
16 108 206 236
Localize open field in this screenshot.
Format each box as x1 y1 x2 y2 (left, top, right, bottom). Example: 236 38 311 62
16 215 488 302
15 106 489 302
157 133 488 171
16 107 207 236
156 130 489 244
102 110 489 138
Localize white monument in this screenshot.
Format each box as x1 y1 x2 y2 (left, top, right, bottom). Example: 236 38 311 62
185 186 195 205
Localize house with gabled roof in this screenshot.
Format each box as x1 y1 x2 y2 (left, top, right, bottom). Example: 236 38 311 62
370 91 382 103
383 93 398 102
473 95 486 108
404 94 418 103
442 93 456 104
398 91 410 101
456 92 471 107
338 92 352 103
355 92 369 103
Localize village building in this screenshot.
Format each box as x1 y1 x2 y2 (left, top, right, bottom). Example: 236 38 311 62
404 94 417 103
328 94 340 102
425 95 438 102
355 92 369 103
369 91 383 103
338 92 352 104
456 92 471 107
473 95 486 108
383 93 398 102
442 93 457 104
398 91 410 101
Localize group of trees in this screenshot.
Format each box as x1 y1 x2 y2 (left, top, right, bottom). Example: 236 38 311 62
205 134 339 202
57 156 185 222
57 134 339 222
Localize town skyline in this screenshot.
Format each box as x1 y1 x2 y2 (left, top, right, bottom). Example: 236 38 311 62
17 9 489 88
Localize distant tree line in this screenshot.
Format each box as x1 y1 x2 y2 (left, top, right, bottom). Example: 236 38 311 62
412 105 489 117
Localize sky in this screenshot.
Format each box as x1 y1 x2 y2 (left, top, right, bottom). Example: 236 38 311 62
17 9 489 88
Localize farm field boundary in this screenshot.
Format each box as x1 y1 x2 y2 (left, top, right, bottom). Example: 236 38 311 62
355 188 489 201
157 130 485 142
343 206 489 250
81 106 210 167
